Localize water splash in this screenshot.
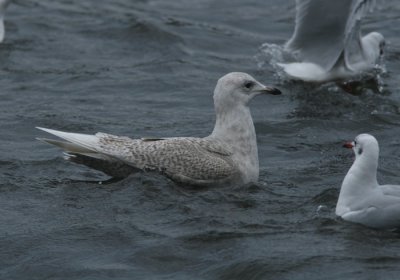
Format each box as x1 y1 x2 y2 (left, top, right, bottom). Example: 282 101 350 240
255 43 289 81
255 41 388 94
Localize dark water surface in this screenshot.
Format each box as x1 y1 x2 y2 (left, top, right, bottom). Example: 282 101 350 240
2 0 400 279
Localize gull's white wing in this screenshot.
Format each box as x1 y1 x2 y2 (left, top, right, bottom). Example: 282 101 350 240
285 0 376 71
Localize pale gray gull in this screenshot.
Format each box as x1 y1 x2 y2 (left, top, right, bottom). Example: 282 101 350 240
37 72 281 187
0 0 10 43
278 0 385 82
336 134 400 229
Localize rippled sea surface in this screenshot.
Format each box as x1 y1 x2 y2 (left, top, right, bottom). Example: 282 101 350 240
2 1 400 279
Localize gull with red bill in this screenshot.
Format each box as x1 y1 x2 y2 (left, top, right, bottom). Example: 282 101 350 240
336 133 400 229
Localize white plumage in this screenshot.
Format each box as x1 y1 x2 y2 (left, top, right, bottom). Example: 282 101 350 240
337 134 400 229
279 0 385 82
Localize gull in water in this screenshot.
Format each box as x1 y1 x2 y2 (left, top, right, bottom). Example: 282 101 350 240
37 72 281 187
278 0 385 82
0 0 11 43
336 134 400 229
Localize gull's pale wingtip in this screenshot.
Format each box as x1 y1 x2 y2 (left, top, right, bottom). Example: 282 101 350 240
36 127 68 138
36 127 52 133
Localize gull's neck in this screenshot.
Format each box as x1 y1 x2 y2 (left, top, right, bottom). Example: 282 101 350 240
337 153 379 214
210 103 259 182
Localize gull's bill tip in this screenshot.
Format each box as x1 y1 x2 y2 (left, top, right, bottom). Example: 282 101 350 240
260 86 282 95
343 142 354 149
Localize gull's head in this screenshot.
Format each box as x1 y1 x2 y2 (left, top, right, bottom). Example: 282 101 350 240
213 72 281 109
365 32 385 57
343 133 379 161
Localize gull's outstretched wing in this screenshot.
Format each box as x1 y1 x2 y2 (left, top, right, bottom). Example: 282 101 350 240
285 0 375 71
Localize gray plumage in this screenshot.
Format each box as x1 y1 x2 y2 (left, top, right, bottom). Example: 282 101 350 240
37 72 281 186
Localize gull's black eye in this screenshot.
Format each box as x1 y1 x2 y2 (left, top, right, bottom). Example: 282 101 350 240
244 81 254 89
354 140 357 146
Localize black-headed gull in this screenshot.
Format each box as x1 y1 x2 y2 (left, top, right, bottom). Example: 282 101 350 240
336 134 400 229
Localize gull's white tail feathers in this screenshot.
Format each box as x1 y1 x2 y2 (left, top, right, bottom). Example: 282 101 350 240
277 62 327 82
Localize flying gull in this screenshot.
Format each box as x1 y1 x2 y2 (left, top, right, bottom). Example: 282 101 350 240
37 72 281 187
278 0 385 82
